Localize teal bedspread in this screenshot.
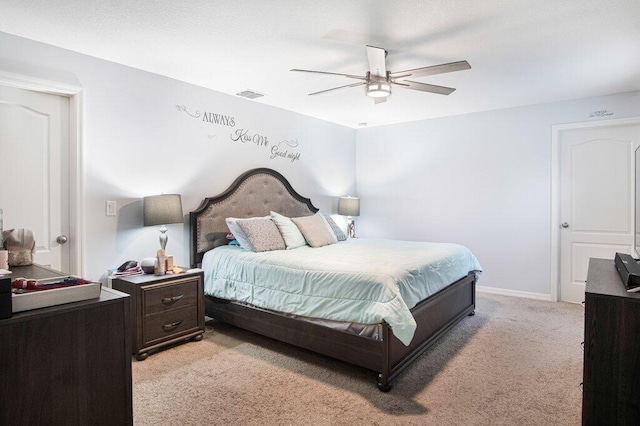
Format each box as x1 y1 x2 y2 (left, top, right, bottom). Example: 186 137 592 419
202 238 482 345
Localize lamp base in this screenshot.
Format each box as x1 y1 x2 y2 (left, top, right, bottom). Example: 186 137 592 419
159 225 168 251
347 218 356 238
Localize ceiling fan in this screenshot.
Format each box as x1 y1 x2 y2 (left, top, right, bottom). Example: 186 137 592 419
291 45 471 104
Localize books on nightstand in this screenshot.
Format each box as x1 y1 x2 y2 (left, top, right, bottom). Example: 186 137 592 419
107 266 143 288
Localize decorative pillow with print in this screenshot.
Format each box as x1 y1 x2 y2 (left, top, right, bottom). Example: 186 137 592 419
236 218 286 252
225 216 269 251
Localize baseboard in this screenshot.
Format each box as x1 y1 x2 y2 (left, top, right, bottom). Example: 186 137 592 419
477 285 552 301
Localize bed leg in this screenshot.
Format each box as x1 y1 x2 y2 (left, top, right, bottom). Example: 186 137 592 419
468 311 475 316
377 374 392 392
377 382 392 392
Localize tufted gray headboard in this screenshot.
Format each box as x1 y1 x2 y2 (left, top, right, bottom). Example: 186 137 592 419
190 168 318 267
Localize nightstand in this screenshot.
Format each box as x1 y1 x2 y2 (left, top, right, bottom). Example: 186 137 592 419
112 269 205 361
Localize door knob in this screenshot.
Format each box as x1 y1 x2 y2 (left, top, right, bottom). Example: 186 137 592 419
561 223 569 228
56 235 68 244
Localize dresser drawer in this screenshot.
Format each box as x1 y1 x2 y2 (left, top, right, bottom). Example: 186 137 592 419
143 305 199 344
143 278 199 315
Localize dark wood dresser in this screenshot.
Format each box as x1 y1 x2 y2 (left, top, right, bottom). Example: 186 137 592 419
0 264 133 425
112 269 205 361
583 258 640 425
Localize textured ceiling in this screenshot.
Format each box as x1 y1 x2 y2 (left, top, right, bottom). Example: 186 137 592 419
1 0 639 128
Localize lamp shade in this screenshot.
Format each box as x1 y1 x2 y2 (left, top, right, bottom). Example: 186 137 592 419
143 194 184 226
338 197 360 217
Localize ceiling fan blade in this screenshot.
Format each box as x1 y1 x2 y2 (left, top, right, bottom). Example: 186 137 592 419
291 69 366 80
390 60 471 79
374 97 387 105
394 80 456 95
366 45 387 77
308 81 366 96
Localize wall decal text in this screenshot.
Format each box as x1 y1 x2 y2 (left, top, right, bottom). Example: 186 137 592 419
230 128 269 147
175 105 200 118
177 103 301 163
202 111 235 127
589 110 614 118
271 139 301 163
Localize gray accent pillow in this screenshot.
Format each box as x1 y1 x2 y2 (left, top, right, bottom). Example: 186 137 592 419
236 218 286 252
324 215 347 241
291 212 338 248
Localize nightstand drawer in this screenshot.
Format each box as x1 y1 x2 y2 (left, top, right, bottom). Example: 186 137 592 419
143 278 199 315
144 305 199 344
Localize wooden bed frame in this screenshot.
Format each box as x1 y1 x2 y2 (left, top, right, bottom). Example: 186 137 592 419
190 168 476 391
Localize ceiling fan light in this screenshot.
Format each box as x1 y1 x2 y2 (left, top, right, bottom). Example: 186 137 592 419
366 81 391 98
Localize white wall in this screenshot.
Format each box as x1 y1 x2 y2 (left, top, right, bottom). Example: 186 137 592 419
356 91 640 298
0 32 356 282
3 30 638 297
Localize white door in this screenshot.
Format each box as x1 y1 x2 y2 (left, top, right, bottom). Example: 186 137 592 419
559 122 640 302
0 85 70 272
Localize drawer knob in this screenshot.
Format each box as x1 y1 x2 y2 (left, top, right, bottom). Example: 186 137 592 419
162 294 184 304
162 320 184 331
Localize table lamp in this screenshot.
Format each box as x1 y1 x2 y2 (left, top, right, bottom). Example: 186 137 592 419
338 196 360 238
143 194 184 251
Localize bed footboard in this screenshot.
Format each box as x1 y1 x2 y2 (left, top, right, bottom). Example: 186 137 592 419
377 272 476 391
205 272 476 391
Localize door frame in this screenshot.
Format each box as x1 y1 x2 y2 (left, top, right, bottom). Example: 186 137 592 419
551 117 640 301
0 69 84 276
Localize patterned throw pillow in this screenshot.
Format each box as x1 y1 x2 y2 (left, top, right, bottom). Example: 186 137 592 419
291 212 338 248
236 218 286 252
323 215 347 241
225 216 269 251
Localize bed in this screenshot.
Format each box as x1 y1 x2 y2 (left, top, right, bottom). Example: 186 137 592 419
190 168 480 391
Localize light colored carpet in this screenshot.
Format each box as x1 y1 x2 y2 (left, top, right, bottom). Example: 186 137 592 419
132 293 583 425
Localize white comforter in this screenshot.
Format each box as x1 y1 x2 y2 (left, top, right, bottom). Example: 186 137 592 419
202 238 482 345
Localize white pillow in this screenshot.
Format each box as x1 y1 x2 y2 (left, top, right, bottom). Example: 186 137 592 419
291 212 338 248
225 216 269 251
270 211 307 249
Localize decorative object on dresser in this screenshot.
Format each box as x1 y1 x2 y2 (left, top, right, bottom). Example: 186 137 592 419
143 193 184 251
3 228 36 266
190 168 478 391
10 275 101 313
338 196 360 238
0 249 8 270
112 269 205 361
583 258 640 424
0 264 132 425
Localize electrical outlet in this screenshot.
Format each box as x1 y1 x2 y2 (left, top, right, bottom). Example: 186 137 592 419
106 201 117 217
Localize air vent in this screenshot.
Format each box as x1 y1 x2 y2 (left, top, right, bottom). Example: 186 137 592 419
236 90 265 99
